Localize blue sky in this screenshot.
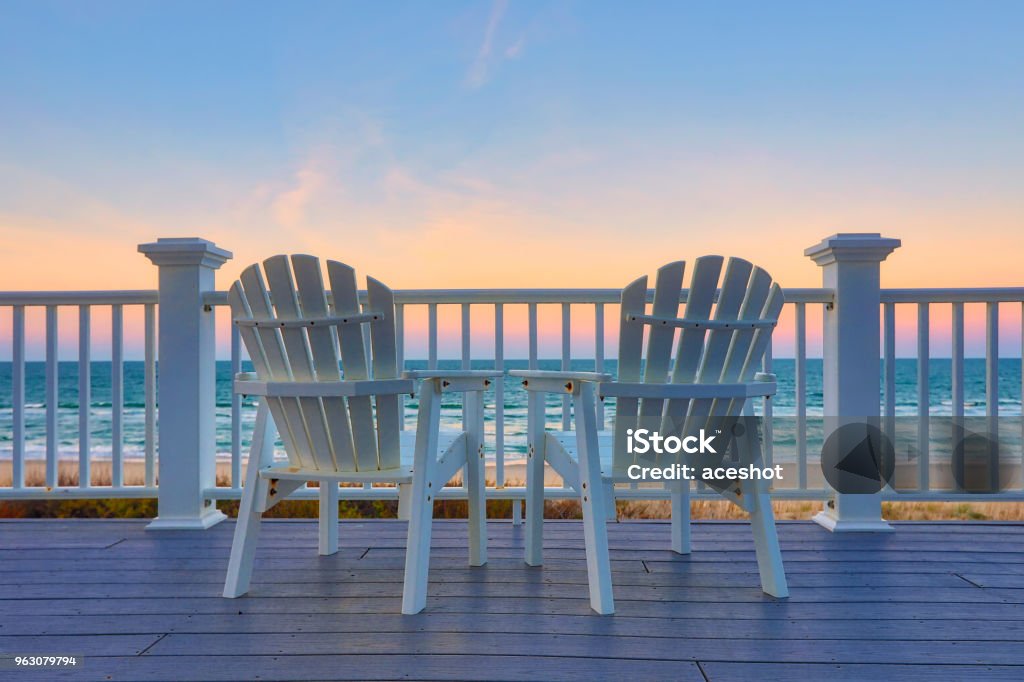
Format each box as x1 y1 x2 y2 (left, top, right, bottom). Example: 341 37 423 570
1 1 1023 357
3 1 1022 285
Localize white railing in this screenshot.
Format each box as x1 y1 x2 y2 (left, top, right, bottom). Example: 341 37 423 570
0 291 158 498
2 235 1022 530
880 288 1024 501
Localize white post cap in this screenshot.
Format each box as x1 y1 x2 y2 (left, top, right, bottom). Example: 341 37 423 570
138 237 232 268
805 233 901 266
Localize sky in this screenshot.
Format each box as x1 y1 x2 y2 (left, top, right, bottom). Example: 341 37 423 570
1 1 1023 358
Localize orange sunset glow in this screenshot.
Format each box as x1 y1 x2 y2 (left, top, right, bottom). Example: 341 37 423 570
1 2 1022 359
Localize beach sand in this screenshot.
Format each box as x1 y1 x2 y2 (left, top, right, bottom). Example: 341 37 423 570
2 459 1022 520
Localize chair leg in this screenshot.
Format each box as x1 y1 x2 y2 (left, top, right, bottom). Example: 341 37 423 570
574 383 614 615
402 379 441 615
524 391 545 566
748 486 789 598
735 404 787 597
465 390 488 567
670 481 691 554
223 476 269 598
224 401 274 599
319 483 339 556
603 481 617 522
397 483 412 520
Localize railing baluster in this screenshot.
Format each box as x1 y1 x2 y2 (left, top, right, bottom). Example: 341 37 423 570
986 302 999 492
45 305 59 488
561 303 571 432
428 303 438 370
528 304 538 370
951 303 965 421
78 305 91 488
11 306 25 489
595 303 605 431
951 301 965 497
396 303 405 431
795 302 807 490
528 302 539 490
144 303 157 488
494 303 505 488
884 303 896 443
917 303 930 491
761 340 774 470
461 304 471 370
231 322 242 489
111 305 124 489
461 303 471 449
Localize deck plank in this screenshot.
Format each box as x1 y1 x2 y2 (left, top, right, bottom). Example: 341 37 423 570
701 662 1024 681
140 631 1024 665
3 613 1024 641
8 654 706 682
0 568 974 589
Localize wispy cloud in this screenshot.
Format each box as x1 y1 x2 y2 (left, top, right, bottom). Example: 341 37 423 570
504 36 525 59
272 165 327 230
465 0 509 88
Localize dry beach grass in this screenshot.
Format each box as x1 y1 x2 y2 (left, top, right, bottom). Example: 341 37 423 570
1 459 1022 521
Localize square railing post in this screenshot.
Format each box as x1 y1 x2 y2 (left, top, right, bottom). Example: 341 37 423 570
806 233 900 532
139 237 232 530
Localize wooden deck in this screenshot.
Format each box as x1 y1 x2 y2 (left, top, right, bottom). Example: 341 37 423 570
0 519 1022 681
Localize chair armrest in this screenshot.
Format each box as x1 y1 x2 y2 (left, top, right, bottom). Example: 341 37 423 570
403 370 502 392
509 369 613 394
402 370 503 380
508 370 613 382
235 378 414 398
597 381 776 400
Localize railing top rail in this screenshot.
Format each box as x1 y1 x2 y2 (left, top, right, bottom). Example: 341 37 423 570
4 287 1023 307
201 287 836 306
0 290 158 305
880 288 1024 303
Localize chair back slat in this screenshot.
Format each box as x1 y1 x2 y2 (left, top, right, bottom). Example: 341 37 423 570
290 255 340 380
683 258 753 442
721 282 786 426
235 267 313 470
699 266 773 447
659 256 723 441
263 256 316 381
638 262 685 422
670 255 722 384
291 255 358 471
744 284 785 381
326 261 380 470
611 275 649 474
240 264 291 381
720 267 772 383
229 282 293 468
264 256 336 472
228 282 269 378
695 258 752 384
367 276 401 469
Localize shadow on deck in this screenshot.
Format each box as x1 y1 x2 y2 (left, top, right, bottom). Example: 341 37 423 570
1 519 1023 681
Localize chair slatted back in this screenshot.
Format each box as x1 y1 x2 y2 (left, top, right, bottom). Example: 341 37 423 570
612 257 784 475
229 255 401 472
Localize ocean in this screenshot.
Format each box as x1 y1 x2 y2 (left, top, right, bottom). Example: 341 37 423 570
0 359 1021 462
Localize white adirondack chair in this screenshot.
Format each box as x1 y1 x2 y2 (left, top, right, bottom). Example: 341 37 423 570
222 255 498 614
511 257 788 614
